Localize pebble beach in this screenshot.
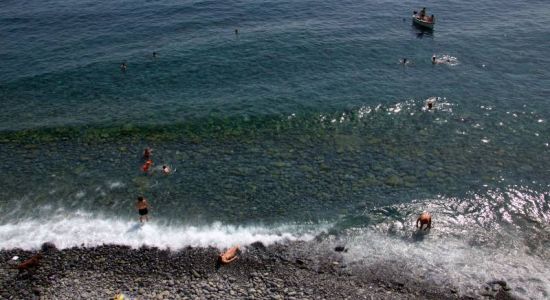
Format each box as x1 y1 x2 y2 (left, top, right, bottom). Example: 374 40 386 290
1 241 517 300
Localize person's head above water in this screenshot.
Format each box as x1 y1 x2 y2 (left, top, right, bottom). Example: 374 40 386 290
138 196 144 202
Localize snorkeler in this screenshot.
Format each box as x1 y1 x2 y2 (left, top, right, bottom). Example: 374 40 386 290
416 212 432 230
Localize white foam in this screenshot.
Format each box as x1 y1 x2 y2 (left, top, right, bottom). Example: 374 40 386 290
0 211 329 251
107 181 125 189
340 229 549 299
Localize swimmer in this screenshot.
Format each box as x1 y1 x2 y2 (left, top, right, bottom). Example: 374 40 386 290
153 52 157 58
141 159 153 173
427 101 434 110
235 29 238 35
120 62 127 72
416 212 432 230
401 58 408 65
143 147 152 160
162 165 171 175
218 245 240 264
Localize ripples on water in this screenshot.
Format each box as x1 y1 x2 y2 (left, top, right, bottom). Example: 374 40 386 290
1 0 549 298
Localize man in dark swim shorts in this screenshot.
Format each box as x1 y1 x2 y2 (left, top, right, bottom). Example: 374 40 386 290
136 196 150 223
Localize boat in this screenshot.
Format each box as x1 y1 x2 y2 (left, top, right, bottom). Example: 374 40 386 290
412 11 435 29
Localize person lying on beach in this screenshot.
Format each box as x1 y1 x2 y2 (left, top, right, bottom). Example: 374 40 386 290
416 212 432 230
136 196 151 223
218 245 240 264
15 254 42 270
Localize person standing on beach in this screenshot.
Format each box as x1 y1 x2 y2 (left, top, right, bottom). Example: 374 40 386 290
136 196 151 222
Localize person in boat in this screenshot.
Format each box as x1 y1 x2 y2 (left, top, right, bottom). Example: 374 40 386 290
427 101 433 110
218 245 240 264
429 14 435 23
432 54 437 64
416 212 432 230
136 196 151 223
419 7 426 19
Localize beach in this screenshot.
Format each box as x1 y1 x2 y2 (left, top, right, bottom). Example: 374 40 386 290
0 241 518 300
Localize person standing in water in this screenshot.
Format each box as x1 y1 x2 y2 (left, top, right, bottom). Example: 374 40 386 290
416 212 432 230
143 147 152 160
141 159 153 173
136 196 151 223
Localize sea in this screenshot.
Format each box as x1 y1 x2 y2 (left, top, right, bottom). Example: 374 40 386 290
0 0 549 298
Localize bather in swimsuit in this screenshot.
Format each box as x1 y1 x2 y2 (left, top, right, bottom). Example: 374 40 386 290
138 208 148 216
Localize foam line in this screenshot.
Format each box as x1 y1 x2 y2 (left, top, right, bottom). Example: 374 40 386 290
0 211 328 250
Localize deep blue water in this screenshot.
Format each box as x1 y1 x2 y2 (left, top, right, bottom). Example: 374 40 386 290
1 0 549 297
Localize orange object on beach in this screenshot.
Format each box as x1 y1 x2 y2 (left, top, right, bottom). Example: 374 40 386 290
141 160 153 172
218 245 240 264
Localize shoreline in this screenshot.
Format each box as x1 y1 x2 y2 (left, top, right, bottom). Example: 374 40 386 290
0 241 517 299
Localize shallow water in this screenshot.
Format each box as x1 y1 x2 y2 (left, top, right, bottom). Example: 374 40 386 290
1 0 549 298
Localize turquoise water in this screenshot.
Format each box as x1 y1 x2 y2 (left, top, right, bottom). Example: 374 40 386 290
1 0 549 297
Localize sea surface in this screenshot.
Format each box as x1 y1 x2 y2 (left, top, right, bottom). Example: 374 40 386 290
1 0 549 298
